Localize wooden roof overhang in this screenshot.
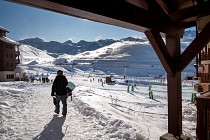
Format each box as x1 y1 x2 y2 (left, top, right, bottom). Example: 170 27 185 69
6 0 210 35
6 0 210 138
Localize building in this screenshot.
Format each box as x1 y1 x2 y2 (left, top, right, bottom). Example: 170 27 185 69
194 16 210 94
0 26 20 82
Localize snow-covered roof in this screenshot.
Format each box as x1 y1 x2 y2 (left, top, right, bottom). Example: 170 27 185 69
0 36 20 45
0 26 9 32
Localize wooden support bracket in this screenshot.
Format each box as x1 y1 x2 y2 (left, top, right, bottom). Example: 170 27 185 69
145 30 175 76
178 21 210 72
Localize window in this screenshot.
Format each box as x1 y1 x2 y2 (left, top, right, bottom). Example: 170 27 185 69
6 74 14 79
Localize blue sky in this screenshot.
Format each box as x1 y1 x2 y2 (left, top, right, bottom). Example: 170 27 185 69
0 1 145 43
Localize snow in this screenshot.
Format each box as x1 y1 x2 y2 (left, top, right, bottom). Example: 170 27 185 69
0 26 9 32
0 71 197 140
0 36 19 45
19 45 54 65
0 39 197 139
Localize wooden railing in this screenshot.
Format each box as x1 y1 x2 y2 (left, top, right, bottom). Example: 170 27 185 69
15 59 20 64
201 54 210 61
15 51 20 57
200 73 210 83
194 84 203 92
195 92 210 140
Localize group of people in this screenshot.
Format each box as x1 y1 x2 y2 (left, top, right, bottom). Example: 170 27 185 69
51 70 72 116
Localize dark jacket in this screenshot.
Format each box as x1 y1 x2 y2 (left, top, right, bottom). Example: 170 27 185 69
51 75 68 96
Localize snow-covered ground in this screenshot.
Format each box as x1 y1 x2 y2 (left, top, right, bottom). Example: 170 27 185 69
0 38 197 139
0 69 197 140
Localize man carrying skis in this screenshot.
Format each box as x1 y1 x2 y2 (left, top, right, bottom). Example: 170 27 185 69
51 70 68 116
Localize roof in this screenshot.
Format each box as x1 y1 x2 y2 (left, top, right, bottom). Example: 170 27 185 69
6 0 210 36
0 26 9 33
0 36 20 45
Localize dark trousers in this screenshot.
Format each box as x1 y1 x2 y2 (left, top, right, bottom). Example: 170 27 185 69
55 95 67 115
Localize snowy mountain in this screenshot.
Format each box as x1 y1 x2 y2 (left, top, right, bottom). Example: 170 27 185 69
19 44 54 65
19 37 117 55
18 30 196 78
68 40 162 77
18 29 195 55
18 40 195 79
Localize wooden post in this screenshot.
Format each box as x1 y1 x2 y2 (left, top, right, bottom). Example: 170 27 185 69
167 73 182 136
166 35 182 136
145 30 183 137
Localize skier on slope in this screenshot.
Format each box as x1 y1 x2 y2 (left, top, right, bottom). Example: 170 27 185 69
51 70 68 116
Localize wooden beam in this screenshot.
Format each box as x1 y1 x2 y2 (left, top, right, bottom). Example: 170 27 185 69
156 0 170 14
126 0 149 10
178 21 210 72
6 0 184 36
169 1 210 22
145 30 175 76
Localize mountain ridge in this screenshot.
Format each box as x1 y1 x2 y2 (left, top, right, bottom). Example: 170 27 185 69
18 29 195 55
19 37 120 55
18 31 195 77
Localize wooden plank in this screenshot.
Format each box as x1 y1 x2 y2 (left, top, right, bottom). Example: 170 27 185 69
145 30 175 76
126 0 149 10
178 21 210 72
169 1 210 22
156 0 170 14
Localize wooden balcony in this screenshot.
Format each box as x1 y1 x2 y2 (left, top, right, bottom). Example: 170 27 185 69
15 51 20 57
197 72 201 77
15 59 20 64
194 84 203 92
200 73 210 83
195 92 210 140
201 53 210 61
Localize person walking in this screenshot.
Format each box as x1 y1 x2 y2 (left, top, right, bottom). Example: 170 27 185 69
51 70 68 116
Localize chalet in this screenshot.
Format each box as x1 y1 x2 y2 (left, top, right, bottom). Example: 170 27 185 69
194 16 210 93
0 26 20 82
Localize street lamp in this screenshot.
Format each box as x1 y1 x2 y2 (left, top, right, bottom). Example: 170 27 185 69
123 66 128 79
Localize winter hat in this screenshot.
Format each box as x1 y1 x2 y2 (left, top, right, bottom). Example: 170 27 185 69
57 70 63 75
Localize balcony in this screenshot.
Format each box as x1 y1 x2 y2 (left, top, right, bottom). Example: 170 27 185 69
197 72 201 77
195 92 210 139
194 84 203 92
200 73 210 83
15 59 20 64
15 51 20 57
201 53 210 61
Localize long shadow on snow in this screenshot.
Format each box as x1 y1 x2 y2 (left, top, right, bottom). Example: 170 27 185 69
33 115 66 140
